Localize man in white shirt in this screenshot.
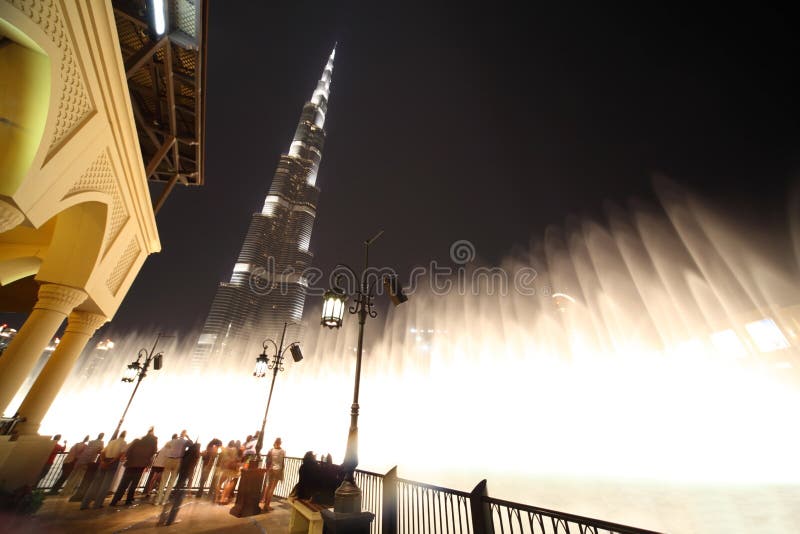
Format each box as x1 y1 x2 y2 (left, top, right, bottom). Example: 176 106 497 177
81 431 128 509
145 435 173 496
62 432 104 495
155 430 190 505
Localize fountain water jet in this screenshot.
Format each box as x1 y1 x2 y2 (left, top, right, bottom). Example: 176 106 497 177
32 180 800 533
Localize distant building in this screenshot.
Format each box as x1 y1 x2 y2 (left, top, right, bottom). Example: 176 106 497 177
192 47 337 368
0 325 18 356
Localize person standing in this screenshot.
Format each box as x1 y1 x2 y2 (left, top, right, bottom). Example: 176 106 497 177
242 433 258 467
145 434 173 496
195 438 222 497
110 427 158 506
49 435 88 495
37 434 65 487
261 437 285 511
291 451 320 500
80 431 127 509
154 431 188 505
214 440 240 505
62 433 104 495
159 441 200 526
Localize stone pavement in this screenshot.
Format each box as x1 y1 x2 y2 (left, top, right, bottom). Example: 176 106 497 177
2 495 292 533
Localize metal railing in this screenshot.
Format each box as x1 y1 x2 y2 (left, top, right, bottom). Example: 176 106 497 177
484 494 658 534
0 415 25 436
394 475 473 534
35 452 68 490
36 453 662 534
357 468 385 534
256 455 301 499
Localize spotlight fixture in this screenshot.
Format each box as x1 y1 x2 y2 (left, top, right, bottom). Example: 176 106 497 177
290 344 304 362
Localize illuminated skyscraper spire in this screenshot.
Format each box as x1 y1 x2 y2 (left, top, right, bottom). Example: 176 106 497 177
283 43 335 188
192 47 337 368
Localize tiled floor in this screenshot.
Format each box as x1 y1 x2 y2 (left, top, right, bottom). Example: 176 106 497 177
3 494 291 533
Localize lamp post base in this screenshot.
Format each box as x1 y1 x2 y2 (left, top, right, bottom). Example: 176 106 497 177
229 468 266 518
321 508 375 534
333 478 362 514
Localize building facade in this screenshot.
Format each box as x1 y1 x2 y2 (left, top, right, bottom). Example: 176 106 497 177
192 47 336 368
0 0 163 490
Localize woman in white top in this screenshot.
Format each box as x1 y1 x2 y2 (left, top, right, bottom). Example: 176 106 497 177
261 437 285 511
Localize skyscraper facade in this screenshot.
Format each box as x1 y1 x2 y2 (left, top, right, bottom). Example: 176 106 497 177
192 47 336 368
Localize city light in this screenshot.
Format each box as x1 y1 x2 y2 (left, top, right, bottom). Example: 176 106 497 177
96 339 115 351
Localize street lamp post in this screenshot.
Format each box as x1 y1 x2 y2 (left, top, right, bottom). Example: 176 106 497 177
253 321 303 461
321 230 408 514
112 333 166 439
230 322 303 518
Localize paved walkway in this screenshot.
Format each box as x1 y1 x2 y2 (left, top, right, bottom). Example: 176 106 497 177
3 494 292 533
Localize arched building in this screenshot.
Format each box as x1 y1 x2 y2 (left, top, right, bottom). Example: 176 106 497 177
0 0 206 492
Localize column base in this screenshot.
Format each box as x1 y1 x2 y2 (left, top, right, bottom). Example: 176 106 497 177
321 508 375 534
0 434 54 492
229 468 265 518
334 478 362 514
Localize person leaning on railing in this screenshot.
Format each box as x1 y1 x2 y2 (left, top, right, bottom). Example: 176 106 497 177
80 431 128 509
62 432 105 495
213 440 241 505
195 438 222 498
144 435 173 497
37 434 65 486
48 435 88 495
110 427 158 506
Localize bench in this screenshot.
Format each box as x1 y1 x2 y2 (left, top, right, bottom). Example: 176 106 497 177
288 497 327 534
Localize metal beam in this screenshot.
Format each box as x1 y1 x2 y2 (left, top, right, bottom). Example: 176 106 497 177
130 96 161 150
129 113 197 147
145 135 176 177
113 7 148 28
164 40 179 175
173 70 195 85
125 36 168 79
153 173 182 215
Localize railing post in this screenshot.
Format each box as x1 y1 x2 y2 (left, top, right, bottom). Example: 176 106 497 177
469 479 494 534
382 466 398 534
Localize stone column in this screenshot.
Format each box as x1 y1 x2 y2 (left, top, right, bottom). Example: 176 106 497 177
0 199 25 233
0 283 87 415
15 311 107 435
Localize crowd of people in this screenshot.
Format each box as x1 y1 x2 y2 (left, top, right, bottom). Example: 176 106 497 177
41 428 290 512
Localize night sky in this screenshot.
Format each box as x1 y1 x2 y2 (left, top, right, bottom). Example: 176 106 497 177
100 3 799 339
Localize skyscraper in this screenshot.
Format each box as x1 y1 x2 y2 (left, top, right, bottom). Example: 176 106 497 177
192 47 336 368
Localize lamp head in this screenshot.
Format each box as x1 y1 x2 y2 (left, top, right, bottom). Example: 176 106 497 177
253 353 269 378
122 361 140 383
321 288 346 329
